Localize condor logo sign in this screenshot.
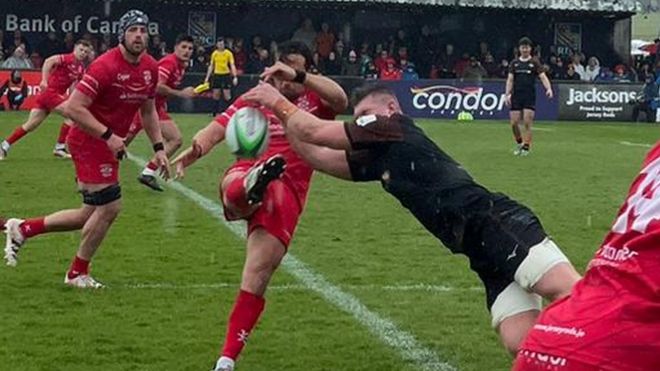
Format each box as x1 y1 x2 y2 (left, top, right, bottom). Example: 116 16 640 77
410 85 506 116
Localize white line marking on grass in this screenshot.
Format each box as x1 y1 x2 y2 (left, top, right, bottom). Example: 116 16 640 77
533 127 555 132
123 282 483 293
127 153 455 371
620 141 652 148
163 196 179 235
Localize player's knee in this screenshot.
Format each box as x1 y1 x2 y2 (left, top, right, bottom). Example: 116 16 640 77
496 309 539 355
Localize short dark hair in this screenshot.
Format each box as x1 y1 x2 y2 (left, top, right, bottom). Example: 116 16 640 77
351 83 396 107
278 40 314 70
75 39 93 48
216 37 224 43
518 37 533 47
175 34 194 45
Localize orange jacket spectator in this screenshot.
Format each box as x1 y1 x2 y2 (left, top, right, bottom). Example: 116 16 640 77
316 23 335 58
380 58 401 80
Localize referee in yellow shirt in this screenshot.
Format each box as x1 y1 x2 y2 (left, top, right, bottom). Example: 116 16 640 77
204 37 238 115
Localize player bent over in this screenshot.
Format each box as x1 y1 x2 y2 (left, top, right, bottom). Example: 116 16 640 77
505 37 552 156
173 41 347 371
3 10 168 288
244 82 581 354
124 34 198 192
513 144 660 371
0 40 93 160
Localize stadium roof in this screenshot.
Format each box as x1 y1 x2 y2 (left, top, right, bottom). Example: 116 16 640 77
144 0 650 13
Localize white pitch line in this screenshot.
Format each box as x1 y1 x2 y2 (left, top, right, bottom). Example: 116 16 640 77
122 282 483 293
620 141 652 148
533 127 555 132
127 153 455 371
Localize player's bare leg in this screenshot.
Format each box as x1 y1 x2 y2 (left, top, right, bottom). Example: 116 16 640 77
0 109 49 160
4 205 95 267
215 228 286 371
520 109 535 156
53 119 73 159
139 119 182 192
509 111 523 156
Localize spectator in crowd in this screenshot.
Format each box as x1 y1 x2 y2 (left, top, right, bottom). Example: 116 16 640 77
0 70 28 110
63 32 75 52
461 56 487 82
149 34 167 59
374 50 390 74
251 48 271 74
319 51 341 75
569 54 585 79
316 22 335 59
12 31 30 55
496 59 510 79
391 29 409 55
396 46 409 64
362 60 379 80
334 40 345 61
340 22 352 46
380 58 401 80
2 45 33 70
638 62 654 82
191 46 209 72
30 51 43 69
37 32 63 59
582 56 601 81
341 49 361 76
454 53 471 77
482 53 498 77
233 38 247 74
595 67 613 82
479 41 490 60
292 18 316 51
562 64 581 80
612 65 633 83
632 74 659 123
250 35 263 57
269 40 280 63
401 59 419 80
359 42 372 66
654 38 660 64
416 25 436 78
437 43 458 78
547 55 562 79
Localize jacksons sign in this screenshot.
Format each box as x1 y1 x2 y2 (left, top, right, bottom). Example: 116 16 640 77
4 14 159 35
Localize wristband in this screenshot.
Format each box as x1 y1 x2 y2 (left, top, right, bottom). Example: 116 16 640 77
293 70 307 84
153 142 165 152
101 128 113 141
273 98 300 123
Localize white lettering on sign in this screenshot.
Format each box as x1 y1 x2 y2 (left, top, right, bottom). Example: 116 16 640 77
4 14 159 35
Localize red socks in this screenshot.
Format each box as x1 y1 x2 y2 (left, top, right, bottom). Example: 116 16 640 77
221 290 266 360
146 161 158 171
7 127 27 145
67 255 90 279
19 218 46 238
223 177 250 213
56 123 70 144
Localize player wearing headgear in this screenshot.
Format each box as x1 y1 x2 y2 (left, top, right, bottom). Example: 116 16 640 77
505 37 553 156
0 39 93 160
173 41 347 371
3 10 169 288
243 82 581 355
124 33 197 192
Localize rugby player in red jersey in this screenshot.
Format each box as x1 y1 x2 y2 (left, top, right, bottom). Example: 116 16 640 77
0 39 93 160
125 34 197 192
514 144 660 371
172 41 347 371
3 10 169 288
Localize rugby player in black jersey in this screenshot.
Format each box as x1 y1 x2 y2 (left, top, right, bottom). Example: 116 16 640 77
243 81 580 354
505 37 553 156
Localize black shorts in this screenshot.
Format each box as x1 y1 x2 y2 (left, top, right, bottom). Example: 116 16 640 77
435 188 547 310
212 74 232 89
510 92 536 111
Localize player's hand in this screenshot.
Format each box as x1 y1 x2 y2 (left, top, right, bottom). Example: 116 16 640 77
171 141 203 179
243 81 284 108
39 80 48 91
260 61 297 82
154 150 171 180
180 87 196 99
505 94 512 107
232 76 239 86
546 88 554 99
106 134 126 160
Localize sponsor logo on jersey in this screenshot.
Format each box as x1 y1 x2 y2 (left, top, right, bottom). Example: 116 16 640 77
519 350 568 367
99 164 114 178
116 73 130 82
143 70 152 84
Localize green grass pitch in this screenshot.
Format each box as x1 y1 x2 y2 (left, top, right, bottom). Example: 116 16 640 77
0 111 657 371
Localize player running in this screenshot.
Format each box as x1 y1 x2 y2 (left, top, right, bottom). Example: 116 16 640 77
505 37 553 156
124 33 197 192
3 10 169 288
173 41 347 371
243 82 581 354
0 39 93 160
513 144 660 371
204 37 238 116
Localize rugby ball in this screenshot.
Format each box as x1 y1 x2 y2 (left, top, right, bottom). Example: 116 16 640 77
225 107 269 158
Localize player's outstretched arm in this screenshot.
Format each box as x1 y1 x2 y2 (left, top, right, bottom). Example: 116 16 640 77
244 82 351 150
156 82 196 99
287 133 352 180
171 121 226 179
40 55 61 90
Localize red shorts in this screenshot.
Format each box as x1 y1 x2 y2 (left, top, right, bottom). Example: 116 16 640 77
35 89 67 111
513 350 601 371
222 162 302 247
127 104 171 137
67 131 119 184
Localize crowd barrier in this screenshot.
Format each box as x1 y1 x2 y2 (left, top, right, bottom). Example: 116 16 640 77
0 69 646 122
